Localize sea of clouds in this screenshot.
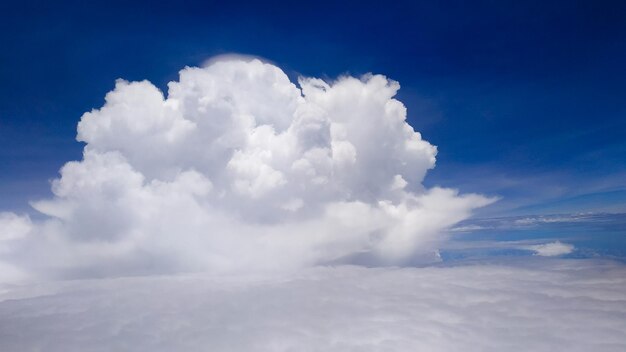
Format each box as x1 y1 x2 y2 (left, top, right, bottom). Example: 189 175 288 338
1 260 625 351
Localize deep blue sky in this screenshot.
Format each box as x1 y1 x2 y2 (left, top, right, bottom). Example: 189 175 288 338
1 0 625 216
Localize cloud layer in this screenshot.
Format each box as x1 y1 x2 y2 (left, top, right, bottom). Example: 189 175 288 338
0 58 494 280
1 260 624 351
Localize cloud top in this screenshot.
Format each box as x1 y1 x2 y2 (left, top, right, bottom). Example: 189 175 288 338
1 261 625 351
0 58 494 280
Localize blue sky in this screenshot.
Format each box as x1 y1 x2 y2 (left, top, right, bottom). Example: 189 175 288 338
2 4 626 349
1 0 625 216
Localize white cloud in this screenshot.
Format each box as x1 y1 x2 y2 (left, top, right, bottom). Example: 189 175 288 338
0 213 31 242
0 260 624 351
0 58 495 280
0 214 31 283
1 58 624 350
450 212 605 233
525 241 575 256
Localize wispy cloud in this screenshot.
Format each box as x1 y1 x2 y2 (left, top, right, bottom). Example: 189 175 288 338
451 212 620 232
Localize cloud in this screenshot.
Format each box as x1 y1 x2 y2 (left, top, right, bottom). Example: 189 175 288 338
0 213 31 242
524 241 575 257
0 58 495 280
451 212 612 232
0 260 624 351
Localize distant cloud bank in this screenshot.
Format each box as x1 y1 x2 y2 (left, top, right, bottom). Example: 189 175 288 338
0 58 494 281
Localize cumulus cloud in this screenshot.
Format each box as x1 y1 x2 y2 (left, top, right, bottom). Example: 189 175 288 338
0 58 495 280
525 241 575 257
0 260 625 351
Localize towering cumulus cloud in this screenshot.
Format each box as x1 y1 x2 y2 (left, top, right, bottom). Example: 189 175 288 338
0 58 494 280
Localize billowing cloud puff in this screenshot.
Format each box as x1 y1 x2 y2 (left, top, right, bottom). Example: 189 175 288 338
0 58 494 280
1 261 625 351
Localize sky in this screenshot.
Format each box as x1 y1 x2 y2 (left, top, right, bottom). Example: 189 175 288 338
0 1 626 350
1 0 625 216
